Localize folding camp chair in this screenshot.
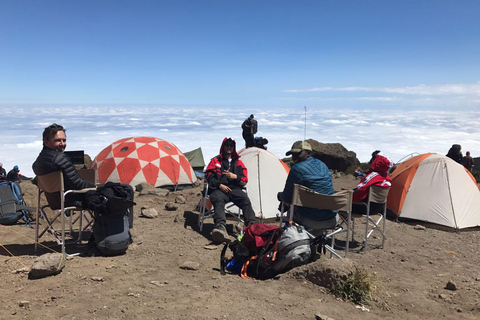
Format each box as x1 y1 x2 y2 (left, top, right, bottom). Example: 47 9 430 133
35 170 96 255
0 182 36 227
197 182 244 232
279 184 353 258
342 185 389 252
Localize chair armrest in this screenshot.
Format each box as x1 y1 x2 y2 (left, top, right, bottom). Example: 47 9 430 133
67 187 97 195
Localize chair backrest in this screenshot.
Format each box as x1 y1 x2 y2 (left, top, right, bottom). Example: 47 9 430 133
77 169 97 184
369 186 389 204
291 184 352 212
37 171 64 193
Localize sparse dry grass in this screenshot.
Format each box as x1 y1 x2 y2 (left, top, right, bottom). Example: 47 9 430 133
333 266 375 305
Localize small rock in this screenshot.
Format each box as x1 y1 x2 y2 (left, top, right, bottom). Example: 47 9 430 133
140 207 158 218
414 225 425 230
12 267 30 274
150 281 165 287
29 253 65 278
91 276 105 282
175 195 186 204
127 292 140 297
165 202 178 211
19 301 30 308
445 281 457 291
438 294 449 300
135 182 153 192
315 314 336 320
180 261 200 271
204 245 218 250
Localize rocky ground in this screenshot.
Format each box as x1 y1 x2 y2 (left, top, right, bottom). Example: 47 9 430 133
0 175 479 320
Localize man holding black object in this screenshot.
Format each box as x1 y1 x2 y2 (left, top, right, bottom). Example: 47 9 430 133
205 137 256 243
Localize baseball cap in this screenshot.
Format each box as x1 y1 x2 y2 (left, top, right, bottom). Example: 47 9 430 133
286 141 312 156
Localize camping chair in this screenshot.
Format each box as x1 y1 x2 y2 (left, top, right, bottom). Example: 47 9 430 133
341 185 389 252
279 184 353 258
197 182 244 232
0 182 36 227
35 170 96 255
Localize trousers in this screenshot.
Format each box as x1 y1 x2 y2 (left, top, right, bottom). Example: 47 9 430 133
210 188 256 226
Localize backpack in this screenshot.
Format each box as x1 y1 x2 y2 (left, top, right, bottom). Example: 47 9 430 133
271 224 312 273
84 183 136 256
220 223 315 279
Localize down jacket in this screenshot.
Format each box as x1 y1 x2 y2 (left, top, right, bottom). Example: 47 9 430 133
33 146 95 208
279 156 336 221
353 153 393 202
205 138 248 192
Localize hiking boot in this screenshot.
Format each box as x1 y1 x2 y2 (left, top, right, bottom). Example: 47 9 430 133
211 224 230 243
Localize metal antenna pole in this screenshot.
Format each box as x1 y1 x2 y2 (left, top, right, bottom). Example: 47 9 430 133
304 106 307 141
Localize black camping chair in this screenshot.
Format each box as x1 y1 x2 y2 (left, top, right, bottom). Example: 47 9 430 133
0 181 36 227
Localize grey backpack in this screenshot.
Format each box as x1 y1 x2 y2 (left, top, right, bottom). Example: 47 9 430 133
271 224 312 273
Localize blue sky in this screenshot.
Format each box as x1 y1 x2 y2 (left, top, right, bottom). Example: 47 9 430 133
1 0 479 108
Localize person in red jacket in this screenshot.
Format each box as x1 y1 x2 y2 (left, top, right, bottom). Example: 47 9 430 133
205 137 256 243
353 152 393 213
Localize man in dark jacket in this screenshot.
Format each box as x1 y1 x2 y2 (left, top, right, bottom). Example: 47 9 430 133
205 137 256 243
241 114 258 148
32 123 95 209
277 141 337 237
446 144 463 164
6 165 21 182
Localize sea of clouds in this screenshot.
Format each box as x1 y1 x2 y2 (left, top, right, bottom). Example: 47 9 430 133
1 105 479 178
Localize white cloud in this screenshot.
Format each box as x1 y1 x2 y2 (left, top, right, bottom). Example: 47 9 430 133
284 81 480 96
2 106 480 177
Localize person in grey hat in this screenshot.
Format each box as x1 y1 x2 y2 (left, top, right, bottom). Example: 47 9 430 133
277 140 337 236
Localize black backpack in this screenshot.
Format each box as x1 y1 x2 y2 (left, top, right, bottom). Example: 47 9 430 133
84 183 136 256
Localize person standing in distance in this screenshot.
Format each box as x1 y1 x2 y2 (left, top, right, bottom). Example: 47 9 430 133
241 114 258 148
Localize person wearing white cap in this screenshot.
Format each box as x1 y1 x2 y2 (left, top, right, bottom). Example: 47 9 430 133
277 140 337 236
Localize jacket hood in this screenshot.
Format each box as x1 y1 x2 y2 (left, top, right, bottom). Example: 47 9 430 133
219 137 239 159
368 153 393 175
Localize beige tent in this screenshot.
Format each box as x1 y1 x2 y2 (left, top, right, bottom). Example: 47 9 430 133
228 147 290 220
387 153 480 229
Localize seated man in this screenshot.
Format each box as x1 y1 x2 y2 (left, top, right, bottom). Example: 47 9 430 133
6 165 21 182
352 152 393 213
32 123 95 209
205 137 256 243
277 141 337 237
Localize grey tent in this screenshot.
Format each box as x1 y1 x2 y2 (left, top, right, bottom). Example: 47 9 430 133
184 147 206 172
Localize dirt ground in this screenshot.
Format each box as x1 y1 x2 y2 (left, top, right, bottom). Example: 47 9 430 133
1 175 479 320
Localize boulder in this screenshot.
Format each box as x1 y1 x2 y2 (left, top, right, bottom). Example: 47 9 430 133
308 140 359 172
283 140 359 172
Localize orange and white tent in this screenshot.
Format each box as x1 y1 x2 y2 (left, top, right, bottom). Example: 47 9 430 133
91 137 196 188
228 147 290 220
387 153 480 229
